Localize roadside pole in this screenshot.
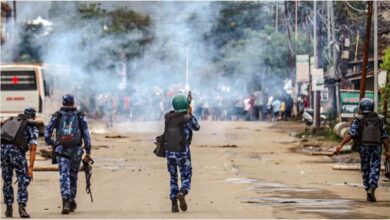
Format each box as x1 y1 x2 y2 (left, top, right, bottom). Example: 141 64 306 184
313 1 320 128
330 1 340 116
360 1 373 100
374 1 378 111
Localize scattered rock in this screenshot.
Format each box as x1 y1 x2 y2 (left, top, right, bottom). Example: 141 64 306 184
282 201 297 204
105 135 128 139
289 132 298 137
39 149 53 159
93 145 109 150
199 144 238 148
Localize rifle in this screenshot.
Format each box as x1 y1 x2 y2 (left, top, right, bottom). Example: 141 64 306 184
82 158 94 202
385 159 390 179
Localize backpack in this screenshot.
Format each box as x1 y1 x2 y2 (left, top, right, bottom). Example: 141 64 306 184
163 111 188 152
56 110 82 147
153 134 166 157
1 114 30 149
359 113 383 146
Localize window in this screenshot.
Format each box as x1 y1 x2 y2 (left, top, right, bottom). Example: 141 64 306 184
0 70 37 91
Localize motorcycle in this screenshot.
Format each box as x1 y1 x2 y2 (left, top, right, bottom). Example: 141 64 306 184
301 108 327 126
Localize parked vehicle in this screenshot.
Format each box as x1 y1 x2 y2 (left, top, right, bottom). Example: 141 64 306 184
301 108 327 126
1 64 53 133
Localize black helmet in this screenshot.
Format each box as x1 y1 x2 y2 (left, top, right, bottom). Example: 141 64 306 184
24 107 36 119
62 94 74 106
359 98 374 114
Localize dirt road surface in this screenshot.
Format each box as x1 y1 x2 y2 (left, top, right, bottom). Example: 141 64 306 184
2 121 390 218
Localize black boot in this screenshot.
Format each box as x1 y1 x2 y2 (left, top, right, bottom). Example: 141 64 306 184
5 205 12 218
367 187 376 202
69 199 77 212
177 191 188 212
18 204 30 218
61 199 70 214
171 199 179 213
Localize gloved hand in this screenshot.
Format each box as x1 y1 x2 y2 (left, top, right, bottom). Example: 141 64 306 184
83 154 92 164
386 151 390 160
333 145 343 154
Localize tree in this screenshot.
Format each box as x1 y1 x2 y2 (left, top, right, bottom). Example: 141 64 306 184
205 2 274 51
380 46 390 117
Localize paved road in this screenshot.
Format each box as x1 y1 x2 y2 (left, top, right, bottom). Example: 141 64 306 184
2 121 390 218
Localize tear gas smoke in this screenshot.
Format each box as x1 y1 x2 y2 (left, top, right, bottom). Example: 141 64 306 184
1 1 289 123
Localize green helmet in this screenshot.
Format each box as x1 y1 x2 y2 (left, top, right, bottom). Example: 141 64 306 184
172 94 189 112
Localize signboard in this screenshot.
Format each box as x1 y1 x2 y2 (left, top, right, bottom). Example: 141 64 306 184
311 68 324 91
378 71 387 88
340 90 374 117
321 88 329 102
296 54 310 83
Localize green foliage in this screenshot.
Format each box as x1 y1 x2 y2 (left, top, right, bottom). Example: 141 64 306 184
107 8 151 34
205 2 274 49
216 25 310 93
15 23 47 62
380 46 390 112
49 3 153 78
381 47 390 72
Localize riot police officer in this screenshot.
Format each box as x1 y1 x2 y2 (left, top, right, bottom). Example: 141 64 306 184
44 94 92 214
163 94 200 212
1 107 38 218
335 98 390 202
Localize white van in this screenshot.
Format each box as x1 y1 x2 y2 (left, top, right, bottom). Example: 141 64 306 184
1 64 53 133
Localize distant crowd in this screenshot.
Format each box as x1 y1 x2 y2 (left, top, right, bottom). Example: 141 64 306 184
75 88 312 126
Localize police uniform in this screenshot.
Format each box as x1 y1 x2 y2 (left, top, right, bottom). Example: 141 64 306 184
165 113 200 199
349 117 388 190
1 122 38 206
44 107 91 201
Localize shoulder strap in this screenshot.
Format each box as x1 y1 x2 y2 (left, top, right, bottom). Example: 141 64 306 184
358 117 366 137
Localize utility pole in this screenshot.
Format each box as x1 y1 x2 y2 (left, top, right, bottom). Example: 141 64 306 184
330 1 340 116
13 1 16 21
374 1 378 111
313 0 320 128
327 1 331 60
275 2 278 32
353 31 360 73
295 0 298 41
185 47 190 90
360 1 373 100
283 1 296 117
313 1 317 68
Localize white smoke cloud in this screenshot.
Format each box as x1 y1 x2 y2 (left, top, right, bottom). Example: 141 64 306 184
1 1 288 122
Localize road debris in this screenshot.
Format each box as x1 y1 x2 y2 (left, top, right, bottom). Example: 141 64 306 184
105 135 128 139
